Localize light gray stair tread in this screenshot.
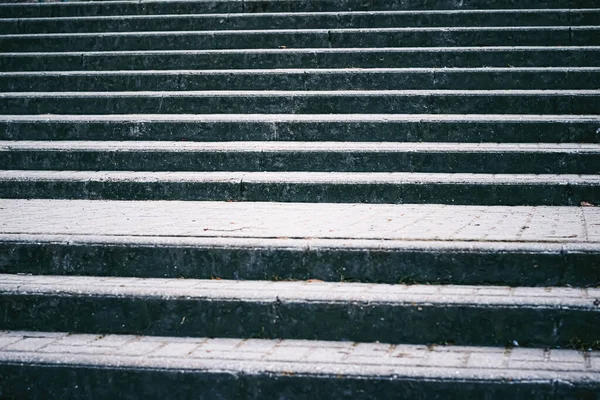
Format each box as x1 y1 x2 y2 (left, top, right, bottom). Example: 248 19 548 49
0 330 597 381
1 199 599 243
1 274 598 308
3 141 600 153
2 170 599 184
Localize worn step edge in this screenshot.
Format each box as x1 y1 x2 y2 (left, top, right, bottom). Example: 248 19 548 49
2 9 599 34
1 114 597 142
0 274 599 346
0 331 597 399
1 170 599 205
2 27 599 52
1 232 599 286
1 0 599 19
1 90 598 115
4 46 599 71
2 67 599 91
3 141 600 173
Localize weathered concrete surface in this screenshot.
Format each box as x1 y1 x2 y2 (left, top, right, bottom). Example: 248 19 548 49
1 170 599 204
1 27 599 53
3 47 600 72
2 68 599 91
2 141 600 173
1 9 599 34
2 90 598 115
1 200 599 285
0 331 598 399
1 114 598 142
1 274 599 346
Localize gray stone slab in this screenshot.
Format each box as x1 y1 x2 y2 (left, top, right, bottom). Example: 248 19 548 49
1 89 598 115
0 273 598 347
1 9 599 34
2 67 599 91
3 46 599 72
0 170 599 205
2 141 599 174
1 114 598 143
0 331 598 399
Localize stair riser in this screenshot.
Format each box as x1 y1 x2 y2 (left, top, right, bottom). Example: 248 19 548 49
4 49 599 72
2 119 598 143
3 70 599 91
2 364 596 400
1 180 598 205
1 0 598 18
2 241 598 287
3 151 599 174
2 294 598 347
2 94 598 115
2 29 598 52
3 11 599 34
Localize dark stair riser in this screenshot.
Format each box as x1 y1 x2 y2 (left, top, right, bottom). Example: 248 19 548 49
4 49 600 72
1 93 598 114
1 179 599 205
1 294 598 347
1 0 598 18
2 364 597 400
1 241 598 287
3 149 599 174
2 119 599 143
3 10 600 34
2 70 599 91
2 28 598 52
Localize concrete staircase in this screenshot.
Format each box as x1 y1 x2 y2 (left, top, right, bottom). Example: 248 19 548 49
0 0 599 398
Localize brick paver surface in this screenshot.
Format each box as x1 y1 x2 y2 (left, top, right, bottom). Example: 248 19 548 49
1 199 599 243
0 331 597 381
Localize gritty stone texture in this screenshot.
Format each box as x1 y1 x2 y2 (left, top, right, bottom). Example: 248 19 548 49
0 331 598 399
2 140 600 174
2 10 599 35
0 273 598 347
1 170 600 204
1 67 599 91
1 200 599 285
1 89 599 115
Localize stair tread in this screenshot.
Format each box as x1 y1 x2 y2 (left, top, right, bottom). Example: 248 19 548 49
1 199 598 243
3 141 600 153
3 170 600 182
0 330 596 381
2 274 598 307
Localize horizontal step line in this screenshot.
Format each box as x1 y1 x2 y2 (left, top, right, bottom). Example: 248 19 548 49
1 274 596 307
0 331 596 382
3 9 599 22
3 67 600 76
2 170 599 184
1 114 598 122
2 26 598 38
2 89 598 96
3 46 598 57
3 141 600 153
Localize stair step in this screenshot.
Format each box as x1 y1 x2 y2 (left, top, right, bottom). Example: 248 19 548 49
2 0 598 19
1 274 599 346
3 68 599 91
1 331 597 399
2 90 598 115
4 47 598 72
1 170 599 205
2 27 599 52
1 199 599 285
2 141 600 174
2 114 598 143
2 9 599 34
